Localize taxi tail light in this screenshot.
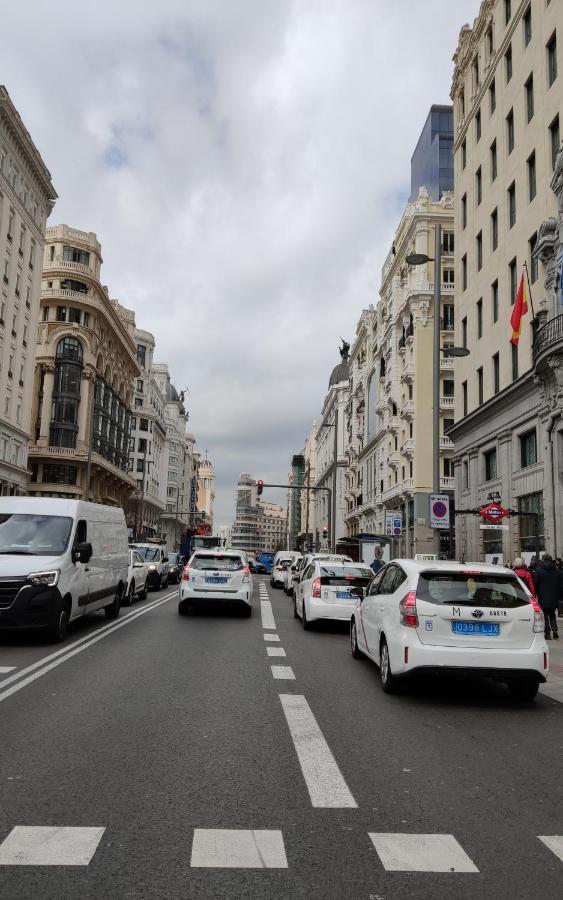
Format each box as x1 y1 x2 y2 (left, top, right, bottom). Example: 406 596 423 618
242 565 250 583
312 577 321 598
530 595 544 633
182 564 191 581
399 591 418 627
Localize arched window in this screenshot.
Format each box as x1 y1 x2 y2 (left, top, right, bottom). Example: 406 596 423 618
49 338 83 450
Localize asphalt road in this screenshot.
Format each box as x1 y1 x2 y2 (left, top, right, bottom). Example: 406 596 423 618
1 575 563 899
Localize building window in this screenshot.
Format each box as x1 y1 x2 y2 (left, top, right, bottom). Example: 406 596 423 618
511 342 519 380
490 139 497 181
63 246 90 266
43 306 49 322
60 279 87 294
477 367 484 405
491 208 498 251
476 166 482 205
42 464 78 485
476 231 483 270
134 397 142 408
477 298 483 338
136 344 146 368
475 108 481 142
462 254 467 290
461 193 467 229
492 352 500 394
443 379 454 398
508 181 516 228
518 492 544 553
484 447 497 481
462 316 468 348
489 78 496 114
506 108 515 153
505 44 512 82
525 73 534 122
443 232 454 253
547 31 557 87
442 303 454 330
69 308 81 324
443 268 455 284
523 5 532 46
137 379 144 393
461 139 466 170
529 232 538 283
139 418 149 431
550 115 560 170
56 306 66 322
520 430 537 467
504 0 511 25
463 460 469 489
527 150 537 200
492 279 499 323
509 257 517 304
486 23 494 58
137 459 144 473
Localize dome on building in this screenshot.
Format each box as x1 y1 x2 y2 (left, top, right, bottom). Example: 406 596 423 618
166 382 179 402
328 361 349 387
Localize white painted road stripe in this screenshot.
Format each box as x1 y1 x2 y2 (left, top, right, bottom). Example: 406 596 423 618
539 835 563 861
260 600 276 629
267 647 286 657
0 592 176 705
271 666 294 679
0 590 177 693
0 667 16 674
263 633 280 642
369 833 479 873
191 829 288 868
279 694 358 808
0 826 105 866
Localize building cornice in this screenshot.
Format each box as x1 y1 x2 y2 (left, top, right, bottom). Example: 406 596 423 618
0 86 57 202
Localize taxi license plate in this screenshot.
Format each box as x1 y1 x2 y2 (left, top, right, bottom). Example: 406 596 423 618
206 576 228 584
336 591 353 599
452 621 500 636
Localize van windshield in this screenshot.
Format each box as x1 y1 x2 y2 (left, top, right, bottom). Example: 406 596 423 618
0 514 73 556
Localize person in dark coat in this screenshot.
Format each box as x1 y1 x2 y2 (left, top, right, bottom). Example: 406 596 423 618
533 554 563 639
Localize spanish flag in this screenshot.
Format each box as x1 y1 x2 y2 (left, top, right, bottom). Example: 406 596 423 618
510 273 527 345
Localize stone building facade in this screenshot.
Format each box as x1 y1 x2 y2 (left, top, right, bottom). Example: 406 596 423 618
29 225 138 505
0 86 57 495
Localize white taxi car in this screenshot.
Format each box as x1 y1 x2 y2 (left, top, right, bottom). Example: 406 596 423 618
179 550 253 616
295 559 373 629
350 559 548 700
125 548 149 605
270 554 294 589
283 553 302 594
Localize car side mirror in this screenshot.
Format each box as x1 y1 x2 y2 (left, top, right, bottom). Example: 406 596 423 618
163 556 169 563
73 541 92 564
350 586 365 600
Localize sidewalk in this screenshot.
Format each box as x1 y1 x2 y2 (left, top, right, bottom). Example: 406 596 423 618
540 620 563 702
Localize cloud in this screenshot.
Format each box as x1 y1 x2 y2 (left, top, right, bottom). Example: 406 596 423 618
2 0 478 525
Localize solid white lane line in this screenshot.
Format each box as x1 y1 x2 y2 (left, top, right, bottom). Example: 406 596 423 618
279 694 358 808
0 593 175 705
369 833 478 873
260 600 276 629
191 829 288 869
539 836 563 861
0 826 105 866
0 667 16 674
267 647 286 657
0 590 177 692
271 666 295 680
263 633 280 642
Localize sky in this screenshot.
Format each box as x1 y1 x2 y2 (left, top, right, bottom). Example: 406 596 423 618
3 0 478 526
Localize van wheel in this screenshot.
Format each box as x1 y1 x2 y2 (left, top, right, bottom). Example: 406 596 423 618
48 600 69 643
124 581 135 606
105 584 122 620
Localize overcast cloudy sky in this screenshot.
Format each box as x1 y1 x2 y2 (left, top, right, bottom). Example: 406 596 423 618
4 0 477 526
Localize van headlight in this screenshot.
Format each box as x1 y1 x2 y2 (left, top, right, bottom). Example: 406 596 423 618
148 564 157 571
27 570 60 587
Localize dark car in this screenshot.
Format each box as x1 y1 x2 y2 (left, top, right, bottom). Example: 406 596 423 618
249 559 267 575
168 552 184 584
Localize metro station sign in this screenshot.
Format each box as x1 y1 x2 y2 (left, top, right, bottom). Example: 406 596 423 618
479 502 509 524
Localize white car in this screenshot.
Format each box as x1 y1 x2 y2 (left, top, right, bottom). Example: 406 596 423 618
350 559 549 700
283 553 302 594
179 550 253 616
125 549 149 605
295 559 373 628
290 552 354 599
130 542 170 591
270 555 294 588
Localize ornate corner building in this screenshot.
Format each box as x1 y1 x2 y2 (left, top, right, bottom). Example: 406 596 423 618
28 224 139 505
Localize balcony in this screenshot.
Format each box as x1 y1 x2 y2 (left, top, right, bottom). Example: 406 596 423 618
44 259 92 276
400 362 415 382
381 483 403 503
401 399 415 418
440 396 455 408
441 476 455 490
387 415 400 432
440 356 454 370
440 436 454 450
429 282 455 294
401 438 415 456
388 450 400 469
534 314 563 364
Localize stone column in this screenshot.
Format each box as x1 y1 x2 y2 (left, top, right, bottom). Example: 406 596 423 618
498 430 513 559
77 373 93 449
38 365 55 446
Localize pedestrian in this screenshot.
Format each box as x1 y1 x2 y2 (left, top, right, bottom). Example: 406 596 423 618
370 547 384 575
512 557 535 597
533 554 563 640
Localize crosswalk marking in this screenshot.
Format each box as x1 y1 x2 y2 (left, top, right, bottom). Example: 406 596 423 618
260 600 276 629
267 647 286 657
538 835 563 861
190 829 288 868
369 833 479 873
264 633 280 641
0 826 105 866
279 694 358 808
271 665 294 679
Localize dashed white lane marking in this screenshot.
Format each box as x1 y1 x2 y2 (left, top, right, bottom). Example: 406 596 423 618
540 680 563 703
279 694 358 808
260 600 276 630
539 835 563 861
191 829 288 868
271 665 295 679
369 833 479 873
267 647 287 657
0 667 16 674
0 826 105 866
263 633 280 642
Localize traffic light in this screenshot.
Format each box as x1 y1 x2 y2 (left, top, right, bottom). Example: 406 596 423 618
257 479 264 497
322 524 328 539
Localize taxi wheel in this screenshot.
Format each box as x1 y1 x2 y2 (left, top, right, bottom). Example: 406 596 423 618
293 596 299 619
508 677 540 701
302 602 312 630
379 639 399 694
139 581 147 600
350 618 363 659
178 600 191 616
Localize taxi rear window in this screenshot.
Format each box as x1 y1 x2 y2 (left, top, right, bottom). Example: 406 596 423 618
416 572 530 608
191 555 243 571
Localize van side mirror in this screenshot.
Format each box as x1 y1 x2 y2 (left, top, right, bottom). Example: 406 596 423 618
73 542 92 564
163 556 169 563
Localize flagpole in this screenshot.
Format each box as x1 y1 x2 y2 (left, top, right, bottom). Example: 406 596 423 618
523 260 536 318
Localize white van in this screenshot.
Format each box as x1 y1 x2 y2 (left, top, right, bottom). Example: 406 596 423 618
0 497 129 642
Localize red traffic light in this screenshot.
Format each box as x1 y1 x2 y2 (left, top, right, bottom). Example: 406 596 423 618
257 479 264 497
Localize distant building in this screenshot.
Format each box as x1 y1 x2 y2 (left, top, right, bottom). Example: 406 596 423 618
287 454 304 549
314 351 350 548
299 421 317 550
0 86 57 495
410 104 454 202
231 473 287 553
257 500 287 553
197 457 215 533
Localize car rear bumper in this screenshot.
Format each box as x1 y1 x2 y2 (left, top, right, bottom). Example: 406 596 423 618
309 598 355 622
180 586 251 607
394 640 548 680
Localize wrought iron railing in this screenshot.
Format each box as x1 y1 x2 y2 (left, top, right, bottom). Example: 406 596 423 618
533 314 563 360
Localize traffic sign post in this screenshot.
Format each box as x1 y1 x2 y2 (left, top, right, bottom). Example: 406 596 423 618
385 510 402 537
429 494 450 530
